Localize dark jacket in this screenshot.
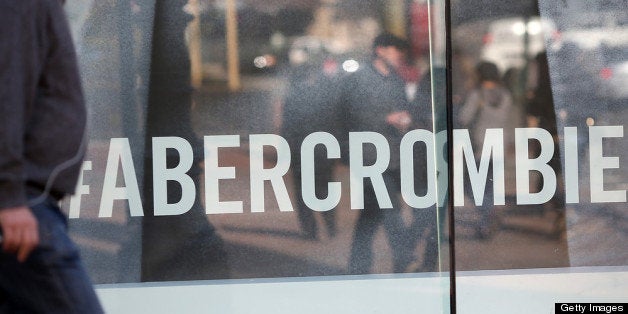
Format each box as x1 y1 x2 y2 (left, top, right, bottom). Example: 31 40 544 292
0 0 86 209
281 66 342 147
339 63 410 171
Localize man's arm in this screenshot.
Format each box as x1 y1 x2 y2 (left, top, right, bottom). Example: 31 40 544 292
0 2 39 262
0 3 28 210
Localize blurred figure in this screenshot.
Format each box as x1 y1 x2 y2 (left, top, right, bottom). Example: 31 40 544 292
460 61 514 146
525 52 567 235
458 61 513 238
501 66 527 130
451 48 477 122
0 0 103 312
281 57 342 240
339 33 414 274
140 0 230 281
526 52 560 152
502 67 526 108
402 67 440 272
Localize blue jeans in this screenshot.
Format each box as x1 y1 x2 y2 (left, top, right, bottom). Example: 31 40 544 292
0 197 103 313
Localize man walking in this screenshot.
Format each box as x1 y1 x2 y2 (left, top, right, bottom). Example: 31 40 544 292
0 0 103 312
339 33 414 274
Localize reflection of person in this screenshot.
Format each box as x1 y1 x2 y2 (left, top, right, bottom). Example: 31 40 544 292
281 61 341 240
404 69 440 271
141 0 230 281
0 0 103 312
339 33 413 274
459 61 513 146
526 52 566 229
459 61 512 238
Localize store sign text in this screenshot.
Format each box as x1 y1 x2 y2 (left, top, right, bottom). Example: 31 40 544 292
69 126 626 218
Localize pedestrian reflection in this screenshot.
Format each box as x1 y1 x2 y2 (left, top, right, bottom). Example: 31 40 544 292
404 69 440 272
338 33 414 274
524 52 567 238
281 54 342 241
458 61 513 238
141 0 230 281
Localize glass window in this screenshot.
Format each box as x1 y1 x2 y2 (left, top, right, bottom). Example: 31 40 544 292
64 0 452 312
62 0 626 312
451 0 627 311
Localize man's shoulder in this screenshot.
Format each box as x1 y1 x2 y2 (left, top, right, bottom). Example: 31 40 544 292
0 0 37 14
341 65 378 86
0 0 61 16
353 63 378 78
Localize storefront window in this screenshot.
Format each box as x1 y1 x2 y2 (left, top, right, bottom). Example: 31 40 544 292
62 0 626 311
451 0 626 312
64 0 452 312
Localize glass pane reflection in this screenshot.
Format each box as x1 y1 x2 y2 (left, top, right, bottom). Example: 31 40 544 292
65 2 451 310
451 0 626 272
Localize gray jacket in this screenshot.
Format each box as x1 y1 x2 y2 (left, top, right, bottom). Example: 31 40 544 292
459 85 514 150
0 0 85 209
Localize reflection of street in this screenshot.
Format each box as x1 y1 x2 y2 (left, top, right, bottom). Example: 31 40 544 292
68 71 626 283
204 148 355 278
192 73 427 278
455 203 570 270
561 108 628 267
186 72 623 279
60 0 626 293
454 109 628 270
193 76 350 277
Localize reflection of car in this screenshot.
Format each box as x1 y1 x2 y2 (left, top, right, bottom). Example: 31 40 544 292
549 9 628 110
597 45 628 106
241 42 279 73
480 17 557 72
287 36 365 75
557 11 628 50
